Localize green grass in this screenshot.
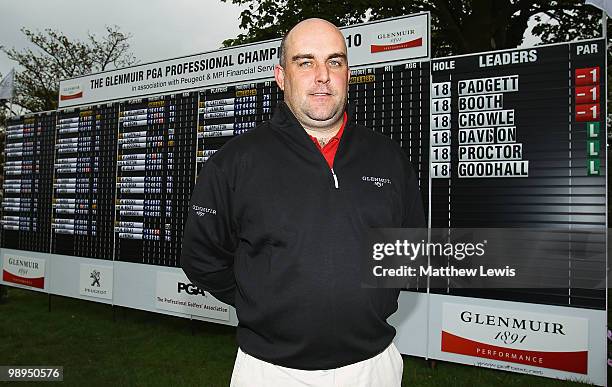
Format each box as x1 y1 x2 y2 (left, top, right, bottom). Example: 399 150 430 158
0 287 592 386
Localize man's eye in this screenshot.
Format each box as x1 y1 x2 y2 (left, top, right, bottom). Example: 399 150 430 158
299 61 312 67
329 60 342 67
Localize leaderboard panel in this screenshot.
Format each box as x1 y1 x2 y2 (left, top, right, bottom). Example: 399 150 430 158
428 40 606 309
2 113 54 252
197 81 282 173
52 104 118 259
349 62 430 213
115 93 198 266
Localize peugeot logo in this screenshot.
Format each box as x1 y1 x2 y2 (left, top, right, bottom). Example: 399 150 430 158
90 270 101 287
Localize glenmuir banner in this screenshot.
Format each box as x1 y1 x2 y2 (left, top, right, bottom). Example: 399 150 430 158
59 83 82 101
155 271 230 321
2 255 46 289
441 303 589 374
58 13 429 107
79 264 113 300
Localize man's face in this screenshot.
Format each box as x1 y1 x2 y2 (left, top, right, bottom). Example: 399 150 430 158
274 20 350 130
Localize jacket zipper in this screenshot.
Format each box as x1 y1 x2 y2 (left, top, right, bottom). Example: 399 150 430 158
330 168 339 189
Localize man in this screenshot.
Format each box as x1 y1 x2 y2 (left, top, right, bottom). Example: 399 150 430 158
181 18 425 386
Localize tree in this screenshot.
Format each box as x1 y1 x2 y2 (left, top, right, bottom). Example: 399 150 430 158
221 0 611 135
221 0 604 56
0 25 137 113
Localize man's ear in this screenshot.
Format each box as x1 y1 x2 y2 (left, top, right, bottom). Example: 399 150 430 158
274 64 285 91
346 66 351 86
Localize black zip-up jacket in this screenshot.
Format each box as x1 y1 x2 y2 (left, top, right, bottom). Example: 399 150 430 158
181 101 425 370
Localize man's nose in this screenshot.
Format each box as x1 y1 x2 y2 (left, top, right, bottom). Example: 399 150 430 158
315 63 330 84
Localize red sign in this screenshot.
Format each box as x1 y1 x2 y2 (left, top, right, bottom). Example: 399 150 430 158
371 38 423 53
441 331 588 374
60 91 83 101
2 270 45 289
575 103 599 121
575 67 600 86
575 85 600 104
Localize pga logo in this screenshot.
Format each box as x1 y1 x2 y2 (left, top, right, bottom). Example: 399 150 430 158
177 282 207 297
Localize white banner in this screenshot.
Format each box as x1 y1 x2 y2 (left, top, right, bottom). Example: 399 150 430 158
58 13 429 107
441 302 589 374
0 68 15 100
155 272 230 321
79 264 113 300
2 255 46 289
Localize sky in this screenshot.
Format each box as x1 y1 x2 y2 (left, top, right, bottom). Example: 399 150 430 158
0 1 600 81
0 0 245 78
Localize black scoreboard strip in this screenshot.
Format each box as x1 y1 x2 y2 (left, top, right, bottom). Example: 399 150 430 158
52 104 118 258
2 112 54 252
114 92 197 265
1 39 605 310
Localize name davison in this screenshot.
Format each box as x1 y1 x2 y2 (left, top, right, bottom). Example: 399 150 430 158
373 265 515 277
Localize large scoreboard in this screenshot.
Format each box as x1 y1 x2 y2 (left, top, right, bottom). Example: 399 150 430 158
0 13 607 383
2 40 605 302
430 40 605 226
428 40 606 310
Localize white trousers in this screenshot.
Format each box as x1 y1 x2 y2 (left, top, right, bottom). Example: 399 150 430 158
230 343 403 387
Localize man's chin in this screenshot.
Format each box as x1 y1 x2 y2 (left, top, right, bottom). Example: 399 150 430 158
305 108 344 124
303 114 342 129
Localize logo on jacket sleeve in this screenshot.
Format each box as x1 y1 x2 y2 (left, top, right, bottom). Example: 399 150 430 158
362 176 392 188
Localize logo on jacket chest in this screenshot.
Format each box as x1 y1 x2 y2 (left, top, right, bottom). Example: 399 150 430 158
361 175 392 188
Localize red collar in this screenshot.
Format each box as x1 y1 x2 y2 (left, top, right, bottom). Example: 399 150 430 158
308 112 347 168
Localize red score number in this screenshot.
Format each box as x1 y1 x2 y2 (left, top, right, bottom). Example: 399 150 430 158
574 66 600 122
575 103 599 121
575 67 599 86
575 85 599 104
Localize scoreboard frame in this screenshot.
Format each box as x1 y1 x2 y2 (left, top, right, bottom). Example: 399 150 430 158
0 13 608 385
